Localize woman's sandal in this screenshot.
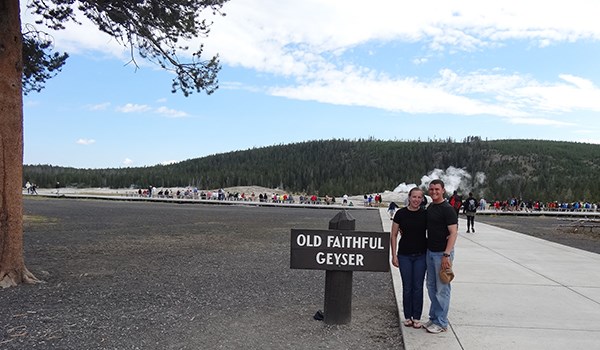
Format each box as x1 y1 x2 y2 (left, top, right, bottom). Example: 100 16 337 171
412 320 422 329
403 319 413 327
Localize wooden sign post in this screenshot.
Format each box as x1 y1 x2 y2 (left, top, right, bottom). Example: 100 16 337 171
290 210 389 325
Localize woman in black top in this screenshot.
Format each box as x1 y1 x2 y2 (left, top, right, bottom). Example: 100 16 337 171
390 187 428 328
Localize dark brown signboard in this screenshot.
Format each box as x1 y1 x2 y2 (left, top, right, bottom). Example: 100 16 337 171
290 229 390 272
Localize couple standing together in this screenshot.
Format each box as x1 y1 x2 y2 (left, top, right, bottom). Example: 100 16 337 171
390 179 459 334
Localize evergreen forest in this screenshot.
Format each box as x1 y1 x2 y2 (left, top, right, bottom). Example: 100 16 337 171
23 138 600 203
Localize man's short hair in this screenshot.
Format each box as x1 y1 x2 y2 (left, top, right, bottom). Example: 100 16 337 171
429 179 445 188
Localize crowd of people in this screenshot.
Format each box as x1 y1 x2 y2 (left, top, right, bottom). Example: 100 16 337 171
132 186 351 206
363 193 384 207
24 180 599 215
24 181 38 194
488 198 598 212
438 191 599 214
134 188 441 209
24 181 599 214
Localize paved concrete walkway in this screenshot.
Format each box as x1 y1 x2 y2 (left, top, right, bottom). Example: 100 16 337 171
380 210 600 350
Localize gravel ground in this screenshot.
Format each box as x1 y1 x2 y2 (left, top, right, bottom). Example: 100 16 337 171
2 198 401 350
3 199 599 350
475 214 600 254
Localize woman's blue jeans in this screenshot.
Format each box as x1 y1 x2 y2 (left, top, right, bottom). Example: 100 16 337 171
397 253 427 320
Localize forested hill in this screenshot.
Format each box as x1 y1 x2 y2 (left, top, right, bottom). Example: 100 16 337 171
23 138 600 202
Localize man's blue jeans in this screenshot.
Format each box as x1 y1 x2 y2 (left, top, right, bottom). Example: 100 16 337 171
426 250 454 328
398 253 427 320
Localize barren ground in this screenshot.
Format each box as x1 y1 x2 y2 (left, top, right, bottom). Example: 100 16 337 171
2 198 599 349
2 198 401 350
475 214 600 254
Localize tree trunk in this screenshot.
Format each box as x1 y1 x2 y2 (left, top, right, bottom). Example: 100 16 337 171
0 0 38 288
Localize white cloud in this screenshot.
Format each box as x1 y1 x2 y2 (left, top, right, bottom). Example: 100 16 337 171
116 103 152 113
204 0 600 72
114 103 189 118
200 0 600 124
21 0 600 129
272 67 600 121
122 158 134 166
506 118 574 126
412 57 429 65
21 4 128 59
220 81 262 93
160 160 178 165
87 102 111 111
155 106 188 118
76 138 96 145
560 74 596 90
24 0 600 72
511 76 600 113
270 73 516 116
26 0 576 88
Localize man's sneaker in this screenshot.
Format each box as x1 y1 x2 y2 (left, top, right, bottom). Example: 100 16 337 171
472 228 475 233
426 323 447 334
466 229 470 233
423 320 433 330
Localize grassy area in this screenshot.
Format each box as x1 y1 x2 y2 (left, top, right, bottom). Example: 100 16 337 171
23 215 58 226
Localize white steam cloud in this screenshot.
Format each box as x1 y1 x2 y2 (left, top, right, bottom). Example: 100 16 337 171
394 166 486 196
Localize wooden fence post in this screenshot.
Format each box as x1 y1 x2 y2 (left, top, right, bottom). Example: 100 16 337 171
324 210 355 325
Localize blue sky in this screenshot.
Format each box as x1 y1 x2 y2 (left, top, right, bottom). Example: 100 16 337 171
21 0 600 169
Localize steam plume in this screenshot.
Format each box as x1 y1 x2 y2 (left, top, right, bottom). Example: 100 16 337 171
394 166 486 196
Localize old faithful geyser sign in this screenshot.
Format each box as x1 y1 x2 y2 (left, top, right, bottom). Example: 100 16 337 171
290 229 390 272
